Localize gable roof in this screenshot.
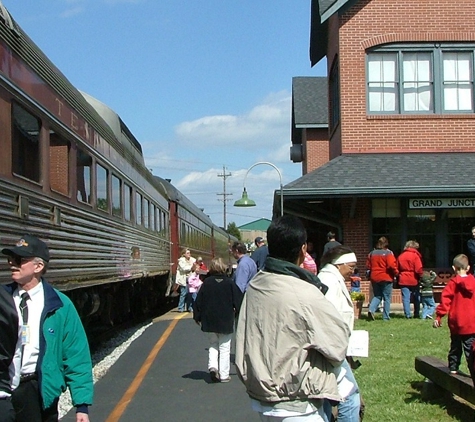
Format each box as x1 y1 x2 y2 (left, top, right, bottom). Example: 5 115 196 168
310 0 355 65
292 76 328 146
238 218 272 231
292 77 328 127
283 153 475 198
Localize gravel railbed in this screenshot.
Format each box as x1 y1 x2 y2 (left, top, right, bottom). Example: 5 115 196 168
58 321 153 419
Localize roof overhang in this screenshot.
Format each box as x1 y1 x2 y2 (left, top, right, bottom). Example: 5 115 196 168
281 153 475 200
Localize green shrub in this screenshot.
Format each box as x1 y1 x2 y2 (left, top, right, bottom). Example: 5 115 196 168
350 292 365 301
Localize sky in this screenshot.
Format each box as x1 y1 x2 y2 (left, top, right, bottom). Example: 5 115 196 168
2 0 326 228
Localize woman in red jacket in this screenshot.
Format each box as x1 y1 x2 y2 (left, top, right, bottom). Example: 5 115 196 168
397 240 424 319
366 236 398 321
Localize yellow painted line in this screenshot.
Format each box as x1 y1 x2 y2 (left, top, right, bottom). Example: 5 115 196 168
105 312 187 422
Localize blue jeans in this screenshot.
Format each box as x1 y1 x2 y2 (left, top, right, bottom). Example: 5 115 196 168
177 285 188 311
369 281 392 320
323 359 360 422
421 295 435 319
401 286 420 318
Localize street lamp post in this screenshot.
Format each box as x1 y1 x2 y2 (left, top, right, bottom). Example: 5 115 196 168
234 161 283 217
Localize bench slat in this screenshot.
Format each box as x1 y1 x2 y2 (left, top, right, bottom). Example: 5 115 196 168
415 356 475 404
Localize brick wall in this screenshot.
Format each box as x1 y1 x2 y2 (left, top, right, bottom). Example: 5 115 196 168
304 128 330 173
332 0 475 154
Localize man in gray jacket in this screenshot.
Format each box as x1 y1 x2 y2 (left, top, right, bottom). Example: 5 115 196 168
235 215 350 421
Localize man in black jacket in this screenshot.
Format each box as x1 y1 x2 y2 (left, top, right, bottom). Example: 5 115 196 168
467 226 475 269
0 286 19 422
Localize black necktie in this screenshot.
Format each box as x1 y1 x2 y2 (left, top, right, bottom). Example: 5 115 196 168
19 292 30 324
19 292 30 366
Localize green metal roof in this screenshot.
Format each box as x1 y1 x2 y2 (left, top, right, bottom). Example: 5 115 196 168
238 218 271 231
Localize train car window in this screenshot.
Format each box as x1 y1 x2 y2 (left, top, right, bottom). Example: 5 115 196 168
12 102 41 182
158 210 162 234
76 148 92 204
49 130 70 196
150 204 156 231
96 164 108 212
112 175 122 217
180 221 186 244
124 183 132 221
143 198 150 229
136 192 142 225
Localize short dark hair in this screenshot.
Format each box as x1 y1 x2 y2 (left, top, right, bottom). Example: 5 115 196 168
231 241 247 255
327 231 336 241
267 215 306 263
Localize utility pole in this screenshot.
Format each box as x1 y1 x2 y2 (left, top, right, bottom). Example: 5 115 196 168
217 165 232 229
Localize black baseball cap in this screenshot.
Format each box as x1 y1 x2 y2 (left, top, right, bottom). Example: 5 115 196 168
2 234 50 262
255 237 265 246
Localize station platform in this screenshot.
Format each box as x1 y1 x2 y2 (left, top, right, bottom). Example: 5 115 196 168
61 311 259 422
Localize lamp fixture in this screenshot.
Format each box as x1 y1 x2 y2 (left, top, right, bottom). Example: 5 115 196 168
233 162 283 217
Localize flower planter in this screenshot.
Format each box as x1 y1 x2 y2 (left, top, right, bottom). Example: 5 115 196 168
353 300 364 319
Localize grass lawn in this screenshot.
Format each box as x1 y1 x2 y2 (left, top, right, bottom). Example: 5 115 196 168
353 313 475 421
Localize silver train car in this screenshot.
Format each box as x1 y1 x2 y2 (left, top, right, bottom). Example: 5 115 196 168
0 3 236 325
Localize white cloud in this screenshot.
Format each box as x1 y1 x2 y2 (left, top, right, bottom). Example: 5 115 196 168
175 90 290 148
60 7 84 18
142 90 302 226
175 169 223 191
260 142 292 164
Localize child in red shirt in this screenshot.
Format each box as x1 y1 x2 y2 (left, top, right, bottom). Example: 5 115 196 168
433 254 475 381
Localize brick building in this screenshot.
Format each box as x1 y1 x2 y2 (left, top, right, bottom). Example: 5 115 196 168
280 0 475 303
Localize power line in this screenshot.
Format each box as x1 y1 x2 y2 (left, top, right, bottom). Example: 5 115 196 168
217 165 232 229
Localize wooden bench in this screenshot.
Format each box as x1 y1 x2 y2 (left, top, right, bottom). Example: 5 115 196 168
415 356 475 405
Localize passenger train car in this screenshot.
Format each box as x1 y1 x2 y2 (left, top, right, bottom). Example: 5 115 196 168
0 3 236 326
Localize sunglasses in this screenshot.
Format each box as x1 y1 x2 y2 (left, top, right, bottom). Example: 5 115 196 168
7 256 34 266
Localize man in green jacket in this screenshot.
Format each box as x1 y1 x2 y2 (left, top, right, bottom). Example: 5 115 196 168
2 234 93 422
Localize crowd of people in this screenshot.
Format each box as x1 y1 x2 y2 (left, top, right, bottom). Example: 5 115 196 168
176 221 475 421
3 221 474 421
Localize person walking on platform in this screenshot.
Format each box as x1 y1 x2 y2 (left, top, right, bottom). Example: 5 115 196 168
175 248 196 312
236 216 350 421
193 257 242 383
186 262 202 313
397 240 424 319
322 231 341 257
231 242 257 293
0 286 20 422
366 236 398 321
318 245 361 422
2 234 93 422
251 237 268 271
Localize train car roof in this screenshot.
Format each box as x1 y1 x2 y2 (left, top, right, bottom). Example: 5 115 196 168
153 175 214 226
0 3 146 173
80 91 144 167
